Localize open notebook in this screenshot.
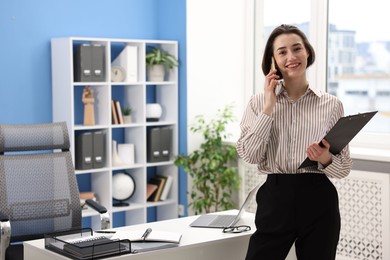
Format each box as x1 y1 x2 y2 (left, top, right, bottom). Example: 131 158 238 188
189 182 262 228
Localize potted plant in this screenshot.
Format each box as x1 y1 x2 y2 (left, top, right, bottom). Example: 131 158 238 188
146 46 179 81
123 107 132 124
174 104 240 215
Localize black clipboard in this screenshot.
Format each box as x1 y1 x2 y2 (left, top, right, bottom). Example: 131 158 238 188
298 111 378 169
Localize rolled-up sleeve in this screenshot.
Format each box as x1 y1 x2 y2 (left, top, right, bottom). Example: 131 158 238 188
236 95 273 165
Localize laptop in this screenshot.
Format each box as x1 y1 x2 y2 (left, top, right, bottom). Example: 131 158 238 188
189 182 262 228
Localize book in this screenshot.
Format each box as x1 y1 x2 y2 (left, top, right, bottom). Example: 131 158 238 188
112 229 182 244
63 236 126 259
146 183 158 200
147 177 165 202
111 100 119 124
155 176 167 201
130 241 179 253
159 175 173 201
115 100 124 124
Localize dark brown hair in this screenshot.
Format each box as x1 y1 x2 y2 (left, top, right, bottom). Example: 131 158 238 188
261 24 315 78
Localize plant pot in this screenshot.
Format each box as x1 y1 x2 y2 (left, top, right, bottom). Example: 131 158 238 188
148 64 165 82
123 115 132 124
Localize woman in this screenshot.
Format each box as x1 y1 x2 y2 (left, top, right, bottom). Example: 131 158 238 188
237 24 352 260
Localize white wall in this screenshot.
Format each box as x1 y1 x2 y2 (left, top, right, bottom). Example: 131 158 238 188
187 0 252 152
186 3 297 258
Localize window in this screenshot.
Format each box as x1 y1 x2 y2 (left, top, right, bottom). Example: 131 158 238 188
328 0 390 135
253 0 311 93
253 0 390 150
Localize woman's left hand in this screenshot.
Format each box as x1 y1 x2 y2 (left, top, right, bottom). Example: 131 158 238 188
306 139 332 167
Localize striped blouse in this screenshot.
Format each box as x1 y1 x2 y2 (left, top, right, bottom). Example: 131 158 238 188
236 85 352 179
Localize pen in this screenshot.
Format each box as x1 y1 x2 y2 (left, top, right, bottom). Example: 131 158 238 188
94 230 116 234
141 228 152 241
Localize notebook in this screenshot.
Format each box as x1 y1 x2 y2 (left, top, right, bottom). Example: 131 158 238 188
62 236 126 259
298 111 378 169
111 229 182 253
189 182 262 228
112 229 182 244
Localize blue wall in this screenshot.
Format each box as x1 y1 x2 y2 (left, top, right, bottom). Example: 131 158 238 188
0 0 188 218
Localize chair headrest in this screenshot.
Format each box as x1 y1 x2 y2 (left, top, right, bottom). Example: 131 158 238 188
0 122 70 153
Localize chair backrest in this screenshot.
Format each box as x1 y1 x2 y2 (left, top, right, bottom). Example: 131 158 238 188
0 122 81 242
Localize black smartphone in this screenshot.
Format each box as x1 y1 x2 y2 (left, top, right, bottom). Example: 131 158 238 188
271 57 282 94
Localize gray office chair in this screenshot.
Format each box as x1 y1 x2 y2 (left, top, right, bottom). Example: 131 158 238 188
0 122 110 260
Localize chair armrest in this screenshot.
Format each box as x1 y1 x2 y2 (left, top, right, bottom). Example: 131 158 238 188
0 214 11 260
85 199 107 214
85 199 110 230
0 212 9 222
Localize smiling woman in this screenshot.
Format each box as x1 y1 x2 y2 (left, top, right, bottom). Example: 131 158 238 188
238 24 352 260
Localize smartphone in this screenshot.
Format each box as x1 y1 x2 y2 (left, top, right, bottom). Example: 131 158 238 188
271 57 282 94
271 57 276 71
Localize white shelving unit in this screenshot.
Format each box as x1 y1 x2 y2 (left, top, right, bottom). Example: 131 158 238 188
51 37 179 229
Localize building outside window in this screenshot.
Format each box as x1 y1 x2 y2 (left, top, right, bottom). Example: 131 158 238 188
329 0 390 133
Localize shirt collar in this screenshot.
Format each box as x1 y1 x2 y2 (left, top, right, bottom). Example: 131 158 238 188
278 82 323 98
307 84 323 98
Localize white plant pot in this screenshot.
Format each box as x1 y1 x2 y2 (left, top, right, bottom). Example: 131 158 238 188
123 115 132 124
148 64 165 82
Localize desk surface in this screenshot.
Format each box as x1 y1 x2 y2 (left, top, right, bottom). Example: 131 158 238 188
24 210 255 260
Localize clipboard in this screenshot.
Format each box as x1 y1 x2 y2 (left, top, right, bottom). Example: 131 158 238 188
298 111 378 169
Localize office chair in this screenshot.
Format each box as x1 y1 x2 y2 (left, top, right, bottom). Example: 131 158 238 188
0 122 110 260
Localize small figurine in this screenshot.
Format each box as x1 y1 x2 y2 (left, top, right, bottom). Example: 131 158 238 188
82 86 95 125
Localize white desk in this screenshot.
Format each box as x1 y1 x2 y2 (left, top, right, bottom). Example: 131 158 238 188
24 210 255 260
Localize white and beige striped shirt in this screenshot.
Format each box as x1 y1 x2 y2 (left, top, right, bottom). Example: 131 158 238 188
236 85 352 179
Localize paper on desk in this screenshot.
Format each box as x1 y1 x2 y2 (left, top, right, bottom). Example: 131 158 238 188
111 229 182 244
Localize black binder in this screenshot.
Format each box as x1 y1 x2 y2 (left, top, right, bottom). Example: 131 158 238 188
74 44 93 82
74 44 105 82
91 44 105 82
147 127 172 162
160 127 172 161
92 131 105 168
298 111 378 169
75 132 93 170
75 131 105 170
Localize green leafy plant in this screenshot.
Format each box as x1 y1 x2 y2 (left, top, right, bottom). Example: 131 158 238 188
174 104 240 215
123 107 132 116
145 46 179 69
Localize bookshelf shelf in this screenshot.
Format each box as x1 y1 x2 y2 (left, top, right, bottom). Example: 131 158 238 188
52 37 179 229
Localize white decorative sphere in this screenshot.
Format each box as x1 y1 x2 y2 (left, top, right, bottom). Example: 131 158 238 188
146 103 162 121
112 172 135 201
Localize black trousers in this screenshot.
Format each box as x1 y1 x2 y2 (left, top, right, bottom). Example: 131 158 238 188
245 174 340 260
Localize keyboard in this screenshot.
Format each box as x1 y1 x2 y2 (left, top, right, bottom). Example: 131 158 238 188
208 215 235 227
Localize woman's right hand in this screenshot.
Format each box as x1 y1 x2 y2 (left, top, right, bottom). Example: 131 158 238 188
262 69 279 116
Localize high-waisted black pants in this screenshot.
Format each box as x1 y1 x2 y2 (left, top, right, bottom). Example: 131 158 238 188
245 173 340 260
